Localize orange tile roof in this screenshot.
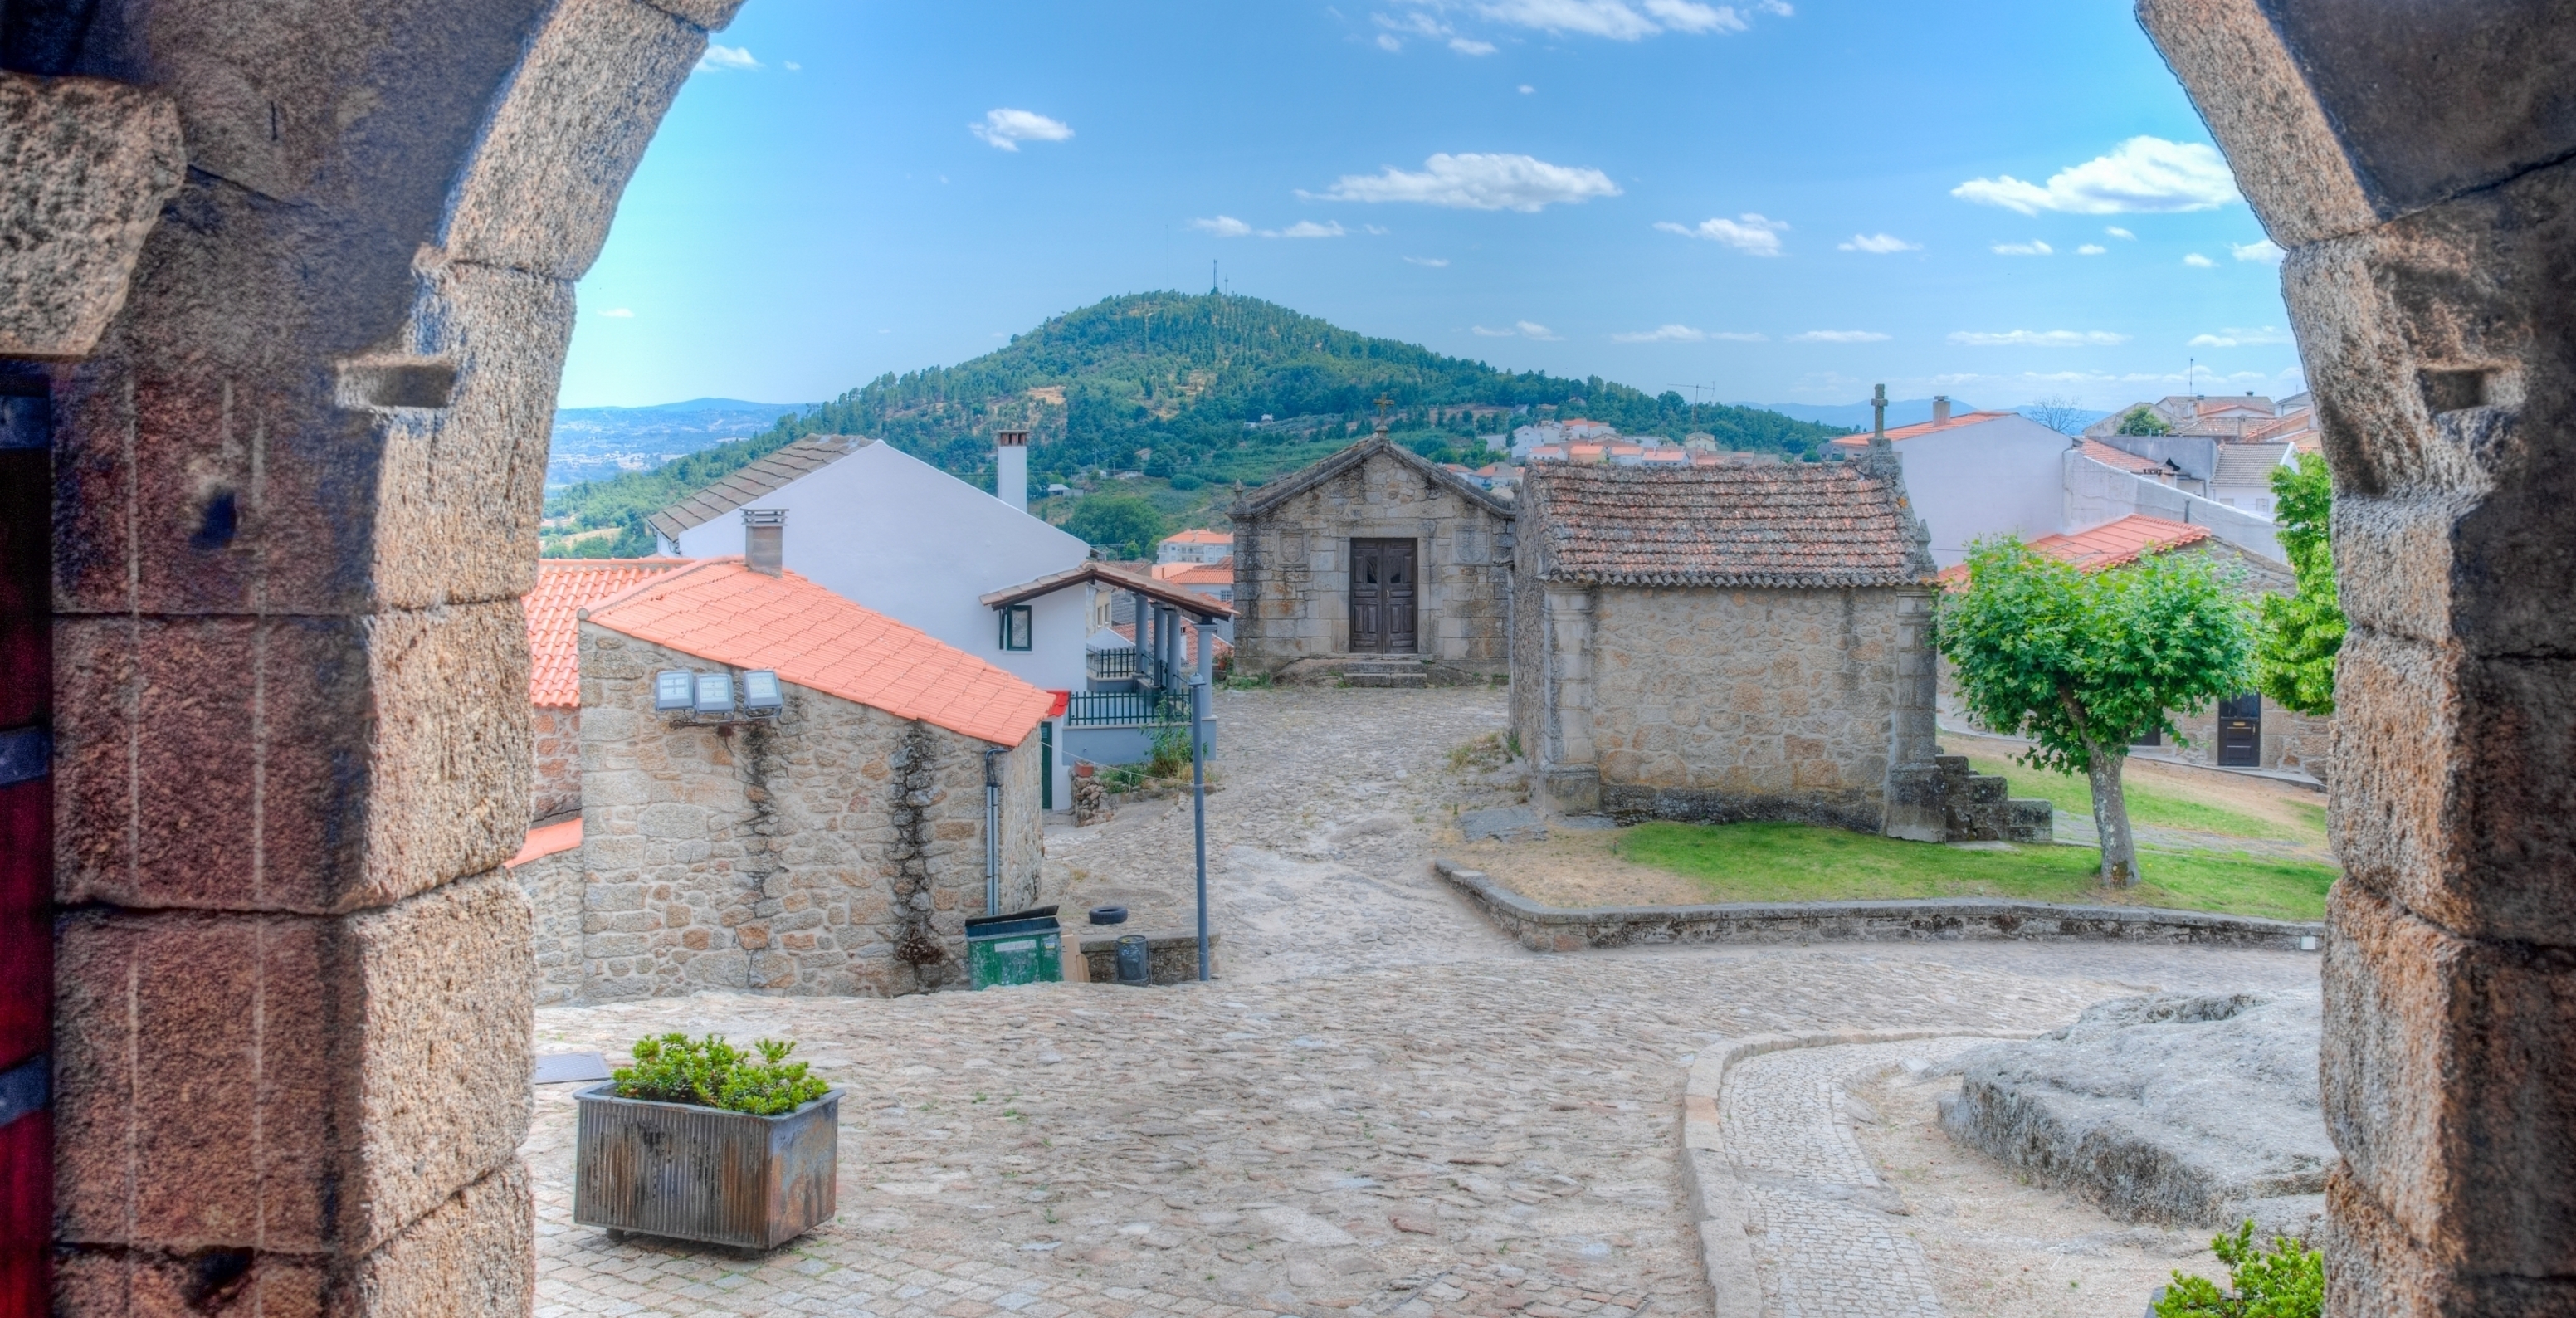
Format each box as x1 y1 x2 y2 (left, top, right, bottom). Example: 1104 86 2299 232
1162 529 1232 544
1828 410 2024 447
528 559 692 707
2079 438 2177 476
506 818 583 868
1152 560 1234 586
582 559 1053 746
1937 514 2213 583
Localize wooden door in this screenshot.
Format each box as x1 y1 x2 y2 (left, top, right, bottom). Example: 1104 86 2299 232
2217 692 2262 767
1348 539 1418 654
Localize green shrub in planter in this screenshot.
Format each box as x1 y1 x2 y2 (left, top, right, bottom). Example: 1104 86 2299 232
2153 1219 2322 1318
612 1033 827 1116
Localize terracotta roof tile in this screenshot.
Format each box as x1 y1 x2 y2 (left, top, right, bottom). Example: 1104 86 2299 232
1524 462 1927 588
1162 529 1232 544
527 559 691 706
582 559 1053 746
1938 514 2215 584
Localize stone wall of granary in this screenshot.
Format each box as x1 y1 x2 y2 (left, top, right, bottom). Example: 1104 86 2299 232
1584 586 1912 831
531 705 580 822
515 847 583 1006
576 626 1047 1000
1233 450 1512 675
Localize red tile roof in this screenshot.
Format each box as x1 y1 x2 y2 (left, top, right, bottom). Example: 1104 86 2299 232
1161 529 1232 545
1828 410 2023 447
1523 462 1928 588
506 818 583 868
1152 560 1234 589
1936 514 2213 583
2079 438 2177 476
582 559 1054 746
528 559 692 707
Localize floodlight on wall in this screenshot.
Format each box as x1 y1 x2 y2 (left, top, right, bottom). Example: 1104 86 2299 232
655 670 695 710
743 670 783 711
694 671 734 714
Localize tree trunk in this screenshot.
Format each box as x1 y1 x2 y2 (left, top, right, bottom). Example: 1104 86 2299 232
2086 749 2140 886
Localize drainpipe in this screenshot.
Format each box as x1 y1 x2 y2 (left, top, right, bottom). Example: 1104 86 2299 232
983 746 1001 915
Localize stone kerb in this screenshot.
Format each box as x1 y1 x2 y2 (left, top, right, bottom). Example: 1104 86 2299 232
1432 859 2326 952
1676 1028 2042 1318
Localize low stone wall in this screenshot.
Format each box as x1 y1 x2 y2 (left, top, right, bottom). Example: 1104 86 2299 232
1434 860 2325 952
1076 930 1217 985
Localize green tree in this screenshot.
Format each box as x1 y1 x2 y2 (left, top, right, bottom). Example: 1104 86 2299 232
2116 405 2174 437
2253 452 2343 715
1061 491 1167 560
1937 539 2255 886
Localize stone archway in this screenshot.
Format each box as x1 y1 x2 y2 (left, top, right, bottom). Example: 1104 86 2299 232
2143 2 2576 1313
5 0 743 1311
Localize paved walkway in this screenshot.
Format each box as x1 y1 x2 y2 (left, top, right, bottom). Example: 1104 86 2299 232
529 689 2322 1317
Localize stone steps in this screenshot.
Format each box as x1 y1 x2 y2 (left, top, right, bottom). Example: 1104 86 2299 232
1339 660 1429 688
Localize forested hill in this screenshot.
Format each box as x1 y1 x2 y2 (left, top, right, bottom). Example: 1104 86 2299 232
544 292 1850 553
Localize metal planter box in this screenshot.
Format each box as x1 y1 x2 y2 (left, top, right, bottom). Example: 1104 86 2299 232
573 1083 844 1250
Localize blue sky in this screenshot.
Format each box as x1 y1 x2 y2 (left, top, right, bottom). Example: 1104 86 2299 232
558 0 2303 412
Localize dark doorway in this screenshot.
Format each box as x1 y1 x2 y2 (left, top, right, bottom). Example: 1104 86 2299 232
2217 692 2263 767
1349 538 1418 654
0 375 51 1315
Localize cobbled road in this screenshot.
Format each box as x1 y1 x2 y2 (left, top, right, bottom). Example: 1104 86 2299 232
529 688 2321 1318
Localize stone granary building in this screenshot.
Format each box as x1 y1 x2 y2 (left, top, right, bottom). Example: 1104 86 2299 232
1228 431 1515 684
3 1 2570 1314
564 555 1052 1000
1512 460 2047 843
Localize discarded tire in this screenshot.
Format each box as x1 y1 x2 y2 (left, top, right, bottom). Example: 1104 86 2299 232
1088 906 1128 925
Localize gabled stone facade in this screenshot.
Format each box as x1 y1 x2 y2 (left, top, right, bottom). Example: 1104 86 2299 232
1228 434 1515 681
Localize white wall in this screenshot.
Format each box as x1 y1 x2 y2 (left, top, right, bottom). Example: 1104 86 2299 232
666 442 1095 806
2063 452 2286 564
1868 414 2073 567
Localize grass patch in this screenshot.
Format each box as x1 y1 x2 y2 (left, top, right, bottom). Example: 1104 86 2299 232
1614 821 2334 922
1960 753 2318 845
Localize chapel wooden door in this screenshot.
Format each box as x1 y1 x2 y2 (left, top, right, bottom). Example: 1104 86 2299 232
1348 539 1419 654
2217 692 2263 767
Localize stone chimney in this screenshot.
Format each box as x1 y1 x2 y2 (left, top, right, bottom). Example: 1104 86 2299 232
1931 396 1952 426
744 507 785 576
996 430 1029 510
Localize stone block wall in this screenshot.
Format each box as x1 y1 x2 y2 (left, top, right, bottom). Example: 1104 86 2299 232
577 626 1048 999
1233 449 1512 676
1577 585 1915 831
514 847 583 1006
531 705 580 822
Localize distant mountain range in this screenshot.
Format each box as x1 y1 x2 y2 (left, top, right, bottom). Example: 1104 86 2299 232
1740 398 2113 434
545 398 815 489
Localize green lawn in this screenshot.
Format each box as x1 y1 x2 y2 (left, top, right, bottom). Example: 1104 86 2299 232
1959 753 2323 846
1614 821 2334 922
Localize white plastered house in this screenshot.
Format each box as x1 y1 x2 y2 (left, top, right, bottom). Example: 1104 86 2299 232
1826 401 2076 569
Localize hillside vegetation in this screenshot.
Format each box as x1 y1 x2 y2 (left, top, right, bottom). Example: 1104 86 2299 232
544 291 1850 557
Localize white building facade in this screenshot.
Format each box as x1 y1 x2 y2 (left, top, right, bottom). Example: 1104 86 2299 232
1828 408 2078 569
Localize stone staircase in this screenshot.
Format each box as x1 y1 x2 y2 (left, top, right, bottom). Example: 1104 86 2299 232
1338 657 1429 688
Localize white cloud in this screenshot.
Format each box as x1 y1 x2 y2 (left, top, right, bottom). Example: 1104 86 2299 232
1792 330 1889 343
2076 243 2108 255
1463 0 1788 40
2105 226 2136 239
783 61 802 71
1312 153 1619 211
1403 256 1451 266
1472 325 1517 336
1516 320 1561 339
2231 238 2285 263
970 108 1074 151
1992 240 2053 256
697 44 760 71
1266 220 1346 239
1517 83 1536 94
1363 224 1390 234
2183 252 2216 267
1838 232 1920 254
2186 325 2295 348
597 307 636 319
1611 324 1708 342
1378 32 1404 49
1952 137 2240 215
1191 215 1252 237
1655 212 1789 256
1947 330 2130 348
1451 36 1499 53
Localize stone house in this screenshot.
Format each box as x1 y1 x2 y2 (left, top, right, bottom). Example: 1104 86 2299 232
1511 457 2045 840
1228 431 1516 683
524 557 687 823
564 555 1056 1000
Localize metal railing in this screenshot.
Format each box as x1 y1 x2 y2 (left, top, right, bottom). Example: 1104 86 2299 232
1064 690 1192 728
1086 647 1139 681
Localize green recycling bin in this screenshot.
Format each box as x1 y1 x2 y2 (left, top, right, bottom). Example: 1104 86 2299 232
965 906 1064 990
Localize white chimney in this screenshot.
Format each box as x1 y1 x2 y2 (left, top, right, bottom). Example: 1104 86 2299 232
1931 396 1952 426
996 430 1029 511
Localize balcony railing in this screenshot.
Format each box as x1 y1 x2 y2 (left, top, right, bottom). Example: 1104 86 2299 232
1086 647 1139 681
1064 690 1193 728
